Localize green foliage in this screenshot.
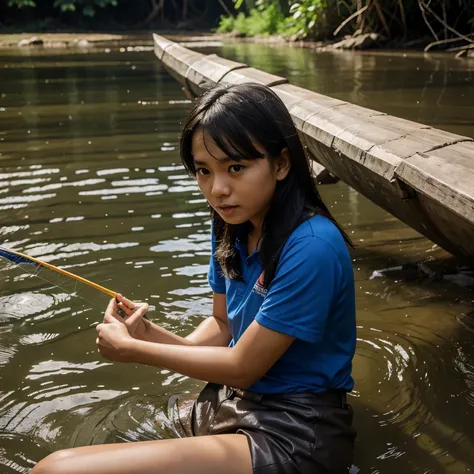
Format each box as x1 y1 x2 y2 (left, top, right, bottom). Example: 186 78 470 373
248 2 285 35
8 0 118 17
218 0 330 39
217 0 285 36
287 0 326 38
234 12 250 33
219 0 474 42
7 0 36 8
53 0 118 16
216 12 250 34
216 14 238 33
6 0 474 41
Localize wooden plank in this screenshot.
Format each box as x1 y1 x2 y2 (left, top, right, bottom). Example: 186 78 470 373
153 34 174 60
331 102 387 119
376 129 471 161
161 44 204 87
273 83 346 131
302 108 404 180
273 83 346 110
396 143 474 223
218 67 288 88
411 193 474 262
186 54 247 96
370 114 432 133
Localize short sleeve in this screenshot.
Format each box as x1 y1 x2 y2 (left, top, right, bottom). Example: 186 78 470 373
207 222 226 294
255 236 341 343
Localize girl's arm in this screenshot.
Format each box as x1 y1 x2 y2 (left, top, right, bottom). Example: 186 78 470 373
97 312 294 389
114 293 232 347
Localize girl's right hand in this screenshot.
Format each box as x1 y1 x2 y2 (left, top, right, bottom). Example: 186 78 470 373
106 293 150 340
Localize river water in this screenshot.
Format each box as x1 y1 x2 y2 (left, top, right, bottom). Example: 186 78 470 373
0 42 473 473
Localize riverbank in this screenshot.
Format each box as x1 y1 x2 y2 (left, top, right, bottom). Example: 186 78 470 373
0 32 233 51
0 32 156 49
245 32 474 57
1 31 473 58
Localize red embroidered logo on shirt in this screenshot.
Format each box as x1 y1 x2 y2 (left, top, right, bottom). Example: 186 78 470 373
252 272 267 297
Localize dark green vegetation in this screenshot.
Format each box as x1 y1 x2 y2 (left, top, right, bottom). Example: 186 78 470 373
218 0 474 52
3 0 473 53
1 0 226 31
3 0 474 53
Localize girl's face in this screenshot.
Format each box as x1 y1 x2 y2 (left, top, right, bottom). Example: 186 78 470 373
191 128 289 233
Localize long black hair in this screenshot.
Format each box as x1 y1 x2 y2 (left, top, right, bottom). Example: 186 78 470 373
180 83 351 288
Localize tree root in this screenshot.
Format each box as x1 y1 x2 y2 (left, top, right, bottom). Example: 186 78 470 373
135 0 165 28
420 0 474 45
333 4 368 36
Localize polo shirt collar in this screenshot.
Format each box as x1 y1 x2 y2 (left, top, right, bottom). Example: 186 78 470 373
234 222 259 262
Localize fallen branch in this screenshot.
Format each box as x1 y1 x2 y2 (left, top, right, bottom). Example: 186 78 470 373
333 5 368 36
425 33 474 52
455 47 474 59
448 43 474 52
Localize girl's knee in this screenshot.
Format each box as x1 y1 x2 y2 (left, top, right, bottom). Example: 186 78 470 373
31 449 75 474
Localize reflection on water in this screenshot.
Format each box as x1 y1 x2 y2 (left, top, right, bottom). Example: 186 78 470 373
0 43 473 473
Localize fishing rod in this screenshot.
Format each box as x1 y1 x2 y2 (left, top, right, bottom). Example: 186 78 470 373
0 246 117 298
0 246 155 316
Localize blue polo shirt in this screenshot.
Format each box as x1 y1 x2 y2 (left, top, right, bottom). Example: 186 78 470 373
208 214 356 394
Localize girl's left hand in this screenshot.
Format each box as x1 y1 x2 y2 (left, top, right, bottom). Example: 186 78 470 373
96 316 136 363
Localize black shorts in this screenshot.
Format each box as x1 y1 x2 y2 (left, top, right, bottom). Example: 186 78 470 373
168 383 356 474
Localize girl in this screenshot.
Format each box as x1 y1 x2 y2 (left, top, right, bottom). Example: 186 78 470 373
31 83 357 474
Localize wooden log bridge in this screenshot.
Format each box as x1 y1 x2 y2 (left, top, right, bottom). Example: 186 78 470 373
153 34 474 265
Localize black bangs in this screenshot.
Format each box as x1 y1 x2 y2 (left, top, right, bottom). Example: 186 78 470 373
180 83 286 176
201 114 265 163
199 87 285 163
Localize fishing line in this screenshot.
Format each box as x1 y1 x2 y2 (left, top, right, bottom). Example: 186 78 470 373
0 247 155 316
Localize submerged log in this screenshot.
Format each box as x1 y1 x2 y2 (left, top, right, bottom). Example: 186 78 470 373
153 34 474 264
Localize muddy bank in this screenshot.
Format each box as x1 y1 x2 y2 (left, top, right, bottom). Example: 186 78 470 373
2 31 473 58
0 32 235 50
0 32 138 48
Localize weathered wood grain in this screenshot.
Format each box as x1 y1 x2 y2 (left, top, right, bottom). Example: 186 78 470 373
218 67 288 87
186 54 247 97
153 34 174 60
160 44 203 87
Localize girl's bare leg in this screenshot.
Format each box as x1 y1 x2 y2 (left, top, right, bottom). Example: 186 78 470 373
30 434 253 474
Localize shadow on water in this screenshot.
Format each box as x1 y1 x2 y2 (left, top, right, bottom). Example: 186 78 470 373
0 43 473 473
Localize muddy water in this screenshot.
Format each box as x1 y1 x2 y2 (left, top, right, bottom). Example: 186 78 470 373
0 44 473 473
